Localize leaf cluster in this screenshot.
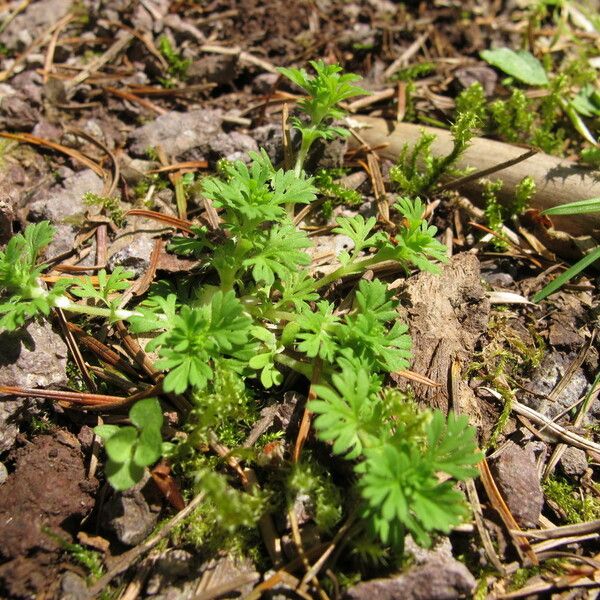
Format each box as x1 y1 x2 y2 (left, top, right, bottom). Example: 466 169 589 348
310 372 481 549
95 398 164 490
0 221 67 330
278 60 368 173
130 290 255 394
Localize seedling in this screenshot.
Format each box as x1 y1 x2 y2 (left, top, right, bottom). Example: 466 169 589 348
278 60 368 175
94 398 165 490
0 63 482 560
390 83 486 196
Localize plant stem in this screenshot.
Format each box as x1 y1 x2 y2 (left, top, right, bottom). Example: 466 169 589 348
274 353 313 379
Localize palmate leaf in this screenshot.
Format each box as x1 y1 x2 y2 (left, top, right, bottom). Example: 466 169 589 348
309 368 382 459
354 279 398 323
340 314 412 374
152 291 253 394
332 215 385 257
202 150 316 229
358 439 473 548
425 411 482 479
243 224 311 287
295 301 340 361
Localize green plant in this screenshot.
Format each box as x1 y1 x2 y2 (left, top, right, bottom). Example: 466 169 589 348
390 83 486 195
157 35 190 81
481 47 549 86
83 192 126 228
543 476 600 523
0 222 142 330
278 60 368 175
310 377 481 550
533 197 600 302
44 529 104 582
482 176 535 249
0 62 482 561
94 398 165 490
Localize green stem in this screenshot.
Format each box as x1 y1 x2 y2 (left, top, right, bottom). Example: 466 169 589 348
53 295 141 320
274 353 313 379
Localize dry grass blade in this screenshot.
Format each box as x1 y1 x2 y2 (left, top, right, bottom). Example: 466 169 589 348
478 458 539 565
0 131 105 177
104 86 168 115
66 322 140 379
125 209 195 233
147 161 209 173
293 359 322 463
55 308 96 392
511 400 600 455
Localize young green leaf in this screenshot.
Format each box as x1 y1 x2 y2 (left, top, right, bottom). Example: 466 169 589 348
480 48 549 86
310 368 382 459
295 301 341 361
540 197 600 216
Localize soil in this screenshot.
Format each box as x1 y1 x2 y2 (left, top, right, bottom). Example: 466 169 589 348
0 0 598 599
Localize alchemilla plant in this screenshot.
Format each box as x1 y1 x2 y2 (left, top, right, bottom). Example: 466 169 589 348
0 62 481 558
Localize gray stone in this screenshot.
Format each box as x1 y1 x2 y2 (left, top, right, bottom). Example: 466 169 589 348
488 441 543 528
101 473 163 546
0 462 7 485
0 320 68 389
559 447 588 479
525 352 591 419
128 109 223 158
343 555 476 600
208 131 258 163
107 232 156 278
0 321 67 452
187 55 238 85
0 0 72 49
59 571 90 600
0 92 39 130
27 169 104 256
149 555 258 599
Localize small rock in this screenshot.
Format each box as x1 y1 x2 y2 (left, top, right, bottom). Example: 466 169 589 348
454 66 498 96
208 131 258 163
0 461 7 485
145 548 197 593
0 0 71 49
187 54 238 85
0 196 15 245
559 447 588 479
343 555 475 600
107 232 156 278
252 123 286 165
488 441 543 528
0 92 40 130
128 109 223 159
338 23 377 50
525 352 590 419
27 168 104 256
0 320 68 389
101 473 163 546
60 571 91 600
252 73 279 94
77 425 96 452
32 119 63 140
11 70 44 105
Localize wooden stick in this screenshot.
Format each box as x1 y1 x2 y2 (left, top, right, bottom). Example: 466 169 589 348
347 116 600 239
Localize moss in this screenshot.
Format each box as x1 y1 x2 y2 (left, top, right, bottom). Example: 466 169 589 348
543 477 600 524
